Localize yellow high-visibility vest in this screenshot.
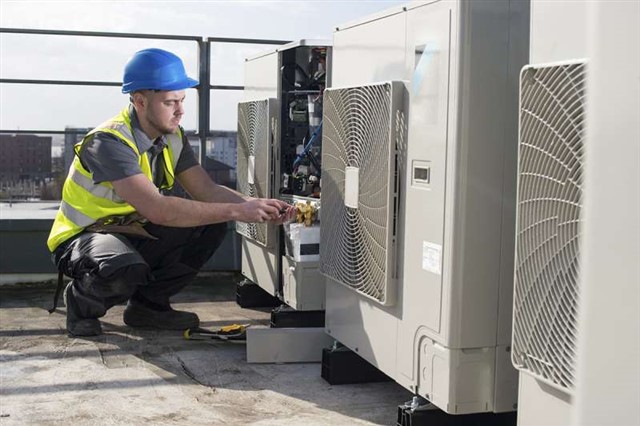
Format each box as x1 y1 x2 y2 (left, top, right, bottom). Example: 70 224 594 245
47 107 184 252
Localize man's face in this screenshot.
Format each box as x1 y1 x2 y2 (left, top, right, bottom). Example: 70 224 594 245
136 90 186 136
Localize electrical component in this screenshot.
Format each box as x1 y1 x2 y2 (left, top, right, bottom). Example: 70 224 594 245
280 46 329 198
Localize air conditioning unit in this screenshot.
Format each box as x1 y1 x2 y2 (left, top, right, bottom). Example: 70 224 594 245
512 2 640 425
321 0 529 415
239 41 332 309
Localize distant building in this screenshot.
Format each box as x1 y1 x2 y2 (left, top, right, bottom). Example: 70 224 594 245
59 129 238 190
0 134 52 184
202 156 234 187
208 131 237 181
64 127 91 174
187 137 201 161
187 130 238 184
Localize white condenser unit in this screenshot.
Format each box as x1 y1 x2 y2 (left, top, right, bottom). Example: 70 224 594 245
239 41 332 309
321 0 530 415
513 2 640 426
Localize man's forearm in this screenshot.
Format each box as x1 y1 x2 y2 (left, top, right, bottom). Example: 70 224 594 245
113 163 293 227
148 193 293 227
177 166 251 204
211 184 251 203
149 195 241 227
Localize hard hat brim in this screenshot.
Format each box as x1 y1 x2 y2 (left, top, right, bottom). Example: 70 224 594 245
121 77 199 94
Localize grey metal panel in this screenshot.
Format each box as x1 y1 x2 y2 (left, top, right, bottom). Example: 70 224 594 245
325 280 399 378
530 1 588 64
331 11 409 87
518 373 572 426
0 220 240 275
244 52 278 101
241 237 279 297
398 0 453 348
0 219 56 274
418 338 497 414
445 0 519 348
574 3 640 425
246 327 334 363
493 345 519 413
394 0 456 388
240 47 280 295
496 0 531 348
282 257 325 311
335 3 407 32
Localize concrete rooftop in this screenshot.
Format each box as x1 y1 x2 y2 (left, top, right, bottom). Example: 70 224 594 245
0 273 412 425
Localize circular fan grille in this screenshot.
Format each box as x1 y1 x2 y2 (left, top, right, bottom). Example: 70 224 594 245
512 62 586 392
236 100 271 246
320 82 398 305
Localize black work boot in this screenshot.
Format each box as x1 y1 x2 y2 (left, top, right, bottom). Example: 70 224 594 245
123 297 199 330
64 282 102 337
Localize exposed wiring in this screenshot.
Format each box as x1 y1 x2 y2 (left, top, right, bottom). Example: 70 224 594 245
292 121 323 174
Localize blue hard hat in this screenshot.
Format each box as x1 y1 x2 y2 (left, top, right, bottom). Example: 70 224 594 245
122 48 198 94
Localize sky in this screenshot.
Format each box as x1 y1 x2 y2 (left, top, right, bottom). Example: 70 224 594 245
0 0 406 132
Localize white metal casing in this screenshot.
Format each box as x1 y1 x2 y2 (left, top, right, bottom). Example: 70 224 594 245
241 50 280 295
324 0 529 414
246 326 333 363
514 1 640 426
282 257 325 311
241 41 332 301
513 2 587 425
574 2 639 425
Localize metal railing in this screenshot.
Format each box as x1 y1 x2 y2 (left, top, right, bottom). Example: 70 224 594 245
0 27 289 158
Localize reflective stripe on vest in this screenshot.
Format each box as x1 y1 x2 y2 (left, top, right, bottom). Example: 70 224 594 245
69 167 124 202
47 107 184 252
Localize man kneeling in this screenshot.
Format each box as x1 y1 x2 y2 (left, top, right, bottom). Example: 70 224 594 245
48 48 294 336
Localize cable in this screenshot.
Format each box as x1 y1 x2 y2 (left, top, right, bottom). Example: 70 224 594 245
292 121 323 173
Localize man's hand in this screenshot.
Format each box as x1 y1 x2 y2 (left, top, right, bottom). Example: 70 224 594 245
237 199 295 224
273 203 297 225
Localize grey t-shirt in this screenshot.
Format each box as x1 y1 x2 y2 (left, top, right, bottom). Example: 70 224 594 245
79 106 198 186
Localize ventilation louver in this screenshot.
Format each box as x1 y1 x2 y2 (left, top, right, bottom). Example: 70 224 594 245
512 61 587 392
236 99 276 247
320 81 406 306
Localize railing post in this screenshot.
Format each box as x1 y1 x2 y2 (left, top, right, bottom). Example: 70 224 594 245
197 38 211 164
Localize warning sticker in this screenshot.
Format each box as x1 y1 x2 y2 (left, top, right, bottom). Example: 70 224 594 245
422 241 442 275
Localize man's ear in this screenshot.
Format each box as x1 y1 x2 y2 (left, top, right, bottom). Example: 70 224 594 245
131 91 146 108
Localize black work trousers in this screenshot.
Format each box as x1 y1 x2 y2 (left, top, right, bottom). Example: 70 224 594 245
52 223 227 320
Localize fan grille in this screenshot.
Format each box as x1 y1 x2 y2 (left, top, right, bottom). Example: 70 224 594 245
236 99 273 246
320 82 405 306
512 62 587 392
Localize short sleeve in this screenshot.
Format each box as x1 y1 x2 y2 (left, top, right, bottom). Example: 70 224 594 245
80 133 143 184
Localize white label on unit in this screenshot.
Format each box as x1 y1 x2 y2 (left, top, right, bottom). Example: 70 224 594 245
422 241 442 275
344 166 359 209
248 155 255 185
